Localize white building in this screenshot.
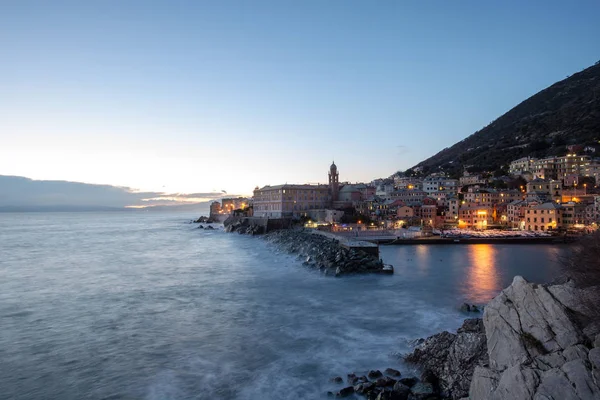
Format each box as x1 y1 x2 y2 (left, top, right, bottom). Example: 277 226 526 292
422 176 459 195
509 157 537 176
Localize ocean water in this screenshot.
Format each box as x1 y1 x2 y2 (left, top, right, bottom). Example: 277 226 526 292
0 212 566 400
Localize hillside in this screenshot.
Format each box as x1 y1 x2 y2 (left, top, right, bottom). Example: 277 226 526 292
412 61 600 175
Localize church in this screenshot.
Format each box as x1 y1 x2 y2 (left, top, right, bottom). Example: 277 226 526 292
252 161 343 218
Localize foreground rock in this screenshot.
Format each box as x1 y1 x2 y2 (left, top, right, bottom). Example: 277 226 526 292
405 318 488 399
264 229 390 276
406 277 600 400
469 276 600 400
329 369 431 399
192 216 214 223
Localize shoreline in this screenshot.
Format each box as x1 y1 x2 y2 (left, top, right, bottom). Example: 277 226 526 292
377 236 574 245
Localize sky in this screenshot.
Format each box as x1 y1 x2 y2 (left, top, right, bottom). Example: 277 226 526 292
1 1 599 199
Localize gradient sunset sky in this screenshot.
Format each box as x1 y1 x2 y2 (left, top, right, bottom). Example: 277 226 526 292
1 1 599 197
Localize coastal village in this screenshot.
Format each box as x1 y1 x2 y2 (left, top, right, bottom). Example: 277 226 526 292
209 144 600 238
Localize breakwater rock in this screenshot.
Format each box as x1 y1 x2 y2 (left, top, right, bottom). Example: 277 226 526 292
223 217 265 235
264 229 391 276
327 368 438 399
405 277 600 400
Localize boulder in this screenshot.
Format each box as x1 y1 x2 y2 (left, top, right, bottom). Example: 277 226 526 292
330 376 343 384
398 377 418 388
392 382 411 399
347 373 359 385
354 381 376 395
385 368 402 377
375 376 397 387
409 382 435 399
459 303 471 312
368 370 384 380
336 386 354 397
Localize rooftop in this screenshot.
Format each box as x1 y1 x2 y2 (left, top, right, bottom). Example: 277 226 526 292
256 184 329 191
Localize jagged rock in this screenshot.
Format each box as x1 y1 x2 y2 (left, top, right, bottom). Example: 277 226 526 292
330 376 343 384
405 319 487 399
468 366 499 400
589 348 600 369
385 368 402 377
533 351 566 371
563 344 589 362
457 318 484 334
467 276 600 400
484 276 584 371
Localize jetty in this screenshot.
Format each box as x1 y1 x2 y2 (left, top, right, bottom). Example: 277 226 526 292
312 230 380 257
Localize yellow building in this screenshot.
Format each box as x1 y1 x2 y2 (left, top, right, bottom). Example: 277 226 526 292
524 203 561 231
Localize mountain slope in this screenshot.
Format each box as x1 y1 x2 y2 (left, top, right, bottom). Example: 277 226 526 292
413 61 600 175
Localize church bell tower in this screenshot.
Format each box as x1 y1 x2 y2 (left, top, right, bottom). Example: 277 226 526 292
328 161 339 203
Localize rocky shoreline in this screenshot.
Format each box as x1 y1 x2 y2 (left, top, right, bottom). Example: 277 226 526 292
326 368 443 399
222 217 392 276
220 216 599 398
402 277 600 400
264 229 392 276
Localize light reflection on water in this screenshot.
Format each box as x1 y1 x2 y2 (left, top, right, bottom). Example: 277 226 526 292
0 213 569 400
466 245 499 304
381 242 566 306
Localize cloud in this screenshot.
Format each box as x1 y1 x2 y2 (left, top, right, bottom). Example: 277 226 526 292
0 175 235 209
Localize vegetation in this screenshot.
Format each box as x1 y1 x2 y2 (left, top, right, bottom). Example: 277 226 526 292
562 231 600 288
339 207 373 224
560 231 600 323
411 62 600 174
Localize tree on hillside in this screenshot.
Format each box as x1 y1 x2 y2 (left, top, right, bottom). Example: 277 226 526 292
508 177 528 190
578 176 596 188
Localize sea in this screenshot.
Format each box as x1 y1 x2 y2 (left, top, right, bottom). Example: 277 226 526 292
0 212 567 400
